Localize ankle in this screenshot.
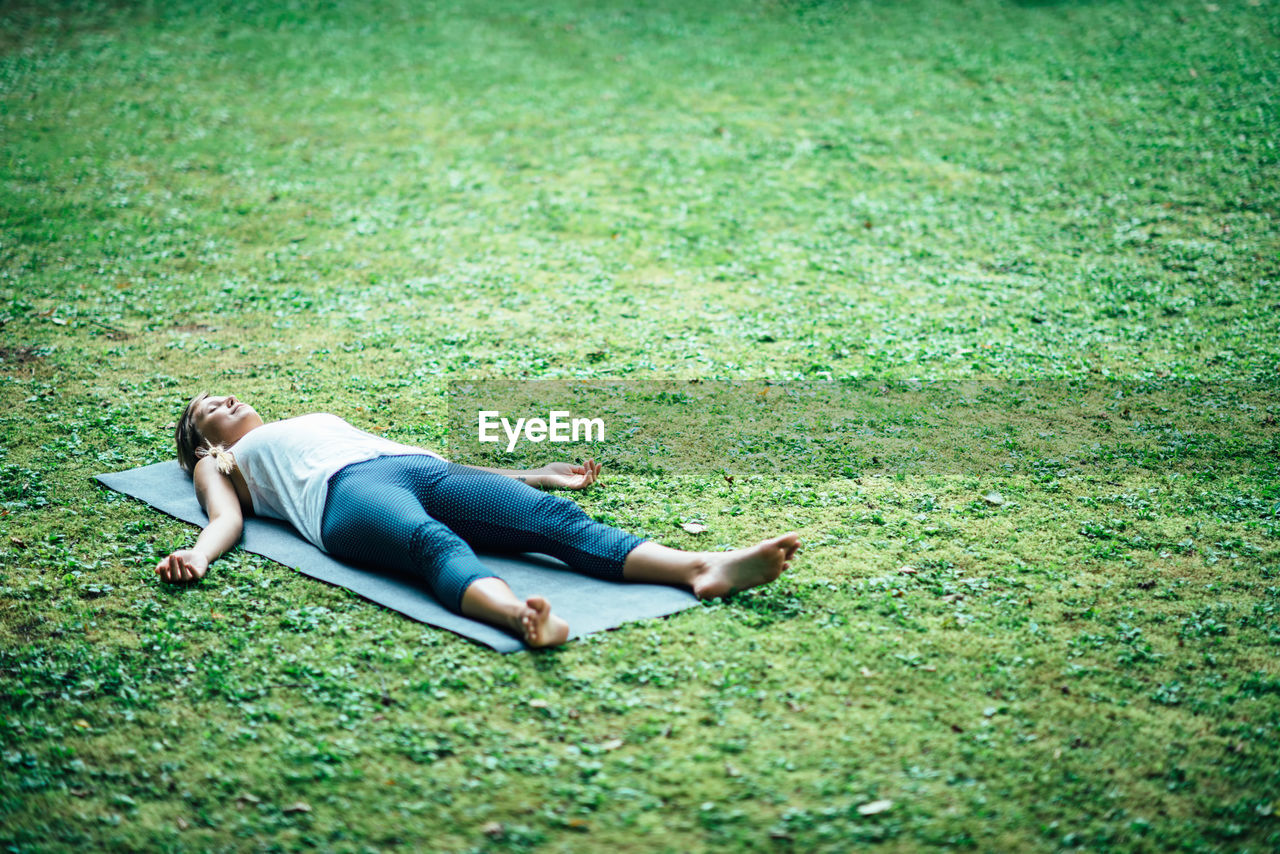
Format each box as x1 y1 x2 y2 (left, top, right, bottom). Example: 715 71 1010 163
688 555 715 597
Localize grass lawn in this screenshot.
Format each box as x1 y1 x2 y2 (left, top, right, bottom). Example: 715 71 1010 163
2 0 1278 850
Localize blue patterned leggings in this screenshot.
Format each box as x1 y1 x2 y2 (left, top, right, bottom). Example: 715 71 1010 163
319 454 646 614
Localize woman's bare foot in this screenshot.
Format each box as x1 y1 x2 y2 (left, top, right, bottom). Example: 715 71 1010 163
691 532 801 599
515 596 570 648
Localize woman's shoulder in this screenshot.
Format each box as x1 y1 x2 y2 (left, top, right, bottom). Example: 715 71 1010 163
192 453 227 477
192 451 239 486
192 451 253 515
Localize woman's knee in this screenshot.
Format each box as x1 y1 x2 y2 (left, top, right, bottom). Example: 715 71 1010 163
409 517 474 562
529 492 593 535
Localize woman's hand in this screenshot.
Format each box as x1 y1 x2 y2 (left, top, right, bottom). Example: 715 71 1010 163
155 549 209 584
537 460 602 490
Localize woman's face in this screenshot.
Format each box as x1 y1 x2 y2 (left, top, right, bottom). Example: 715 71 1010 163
193 393 264 447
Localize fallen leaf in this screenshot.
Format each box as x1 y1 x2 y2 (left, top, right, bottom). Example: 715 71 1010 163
725 763 741 777
983 492 1005 507
482 822 504 838
857 799 893 816
860 667 875 678
10 537 25 549
282 801 311 814
175 816 189 830
528 699 549 708
600 738 624 751
897 565 918 575
680 522 708 534
785 700 805 713
73 719 90 729
235 793 260 807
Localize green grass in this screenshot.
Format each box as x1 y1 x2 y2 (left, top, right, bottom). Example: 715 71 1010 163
2 0 1278 850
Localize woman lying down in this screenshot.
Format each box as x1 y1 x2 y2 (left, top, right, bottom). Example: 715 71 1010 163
156 392 801 648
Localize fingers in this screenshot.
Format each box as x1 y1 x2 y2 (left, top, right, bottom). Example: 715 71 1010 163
549 460 603 489
155 552 199 583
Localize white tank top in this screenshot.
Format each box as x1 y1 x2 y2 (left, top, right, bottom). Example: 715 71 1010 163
228 413 443 550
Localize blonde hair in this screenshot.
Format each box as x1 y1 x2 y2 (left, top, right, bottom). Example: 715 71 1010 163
175 391 236 477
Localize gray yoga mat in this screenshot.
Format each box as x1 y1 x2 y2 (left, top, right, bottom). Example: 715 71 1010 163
95 460 700 652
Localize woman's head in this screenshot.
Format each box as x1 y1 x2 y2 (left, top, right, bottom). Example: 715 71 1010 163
175 391 264 474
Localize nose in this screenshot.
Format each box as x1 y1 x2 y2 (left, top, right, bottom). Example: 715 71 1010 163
226 395 237 409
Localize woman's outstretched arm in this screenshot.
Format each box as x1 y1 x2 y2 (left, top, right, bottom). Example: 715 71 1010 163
466 460 602 490
155 456 244 583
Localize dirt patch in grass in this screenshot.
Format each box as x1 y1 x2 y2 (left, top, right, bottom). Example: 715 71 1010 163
0 345 50 366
